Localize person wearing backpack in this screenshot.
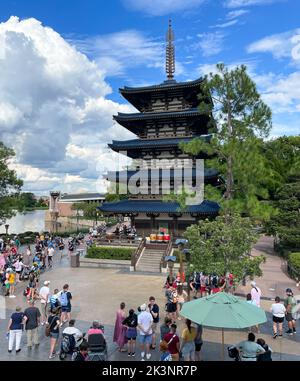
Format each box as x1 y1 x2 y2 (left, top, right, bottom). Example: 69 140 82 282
60 284 72 326
68 239 74 259
284 288 297 335
46 307 61 359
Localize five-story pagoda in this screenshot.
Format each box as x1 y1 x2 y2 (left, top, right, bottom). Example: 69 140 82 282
99 21 220 236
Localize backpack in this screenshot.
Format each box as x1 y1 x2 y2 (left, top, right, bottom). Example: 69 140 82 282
195 272 201 284
212 275 218 287
62 334 76 353
60 291 69 307
128 315 137 328
172 291 178 304
45 316 56 337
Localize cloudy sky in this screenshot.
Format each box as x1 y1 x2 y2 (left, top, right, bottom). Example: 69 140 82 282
0 0 299 195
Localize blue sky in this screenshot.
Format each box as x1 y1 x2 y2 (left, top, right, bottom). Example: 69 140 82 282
0 0 299 193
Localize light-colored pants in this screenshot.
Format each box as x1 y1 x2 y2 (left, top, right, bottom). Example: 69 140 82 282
26 328 39 347
9 330 23 351
41 303 48 321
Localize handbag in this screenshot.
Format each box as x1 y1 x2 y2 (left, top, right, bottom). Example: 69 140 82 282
45 316 56 337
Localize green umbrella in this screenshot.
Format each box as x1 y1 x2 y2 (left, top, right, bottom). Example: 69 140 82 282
180 292 267 360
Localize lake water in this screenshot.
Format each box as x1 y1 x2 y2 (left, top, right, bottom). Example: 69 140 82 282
0 210 45 234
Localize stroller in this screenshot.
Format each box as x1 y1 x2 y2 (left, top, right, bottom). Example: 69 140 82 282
87 333 108 361
59 333 85 360
19 266 30 281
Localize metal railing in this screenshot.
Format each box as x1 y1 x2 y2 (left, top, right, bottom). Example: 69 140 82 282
131 237 146 270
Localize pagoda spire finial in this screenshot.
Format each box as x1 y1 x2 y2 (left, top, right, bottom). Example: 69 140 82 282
166 19 175 81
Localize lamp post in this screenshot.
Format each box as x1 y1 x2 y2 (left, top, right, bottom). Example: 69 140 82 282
175 239 190 299
165 255 176 281
183 248 191 301
76 209 79 233
5 224 9 236
50 191 60 234
95 211 99 226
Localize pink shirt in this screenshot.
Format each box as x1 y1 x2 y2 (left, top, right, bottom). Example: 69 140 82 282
87 328 104 336
251 287 262 307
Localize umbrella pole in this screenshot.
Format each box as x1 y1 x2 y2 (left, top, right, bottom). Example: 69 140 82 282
221 329 225 361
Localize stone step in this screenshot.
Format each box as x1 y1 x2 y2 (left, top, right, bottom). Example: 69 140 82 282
142 252 163 255
141 255 162 261
137 262 161 267
139 259 162 263
137 267 161 272
142 255 164 258
143 253 164 258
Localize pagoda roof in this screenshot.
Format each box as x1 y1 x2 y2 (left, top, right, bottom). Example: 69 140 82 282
114 108 205 123
120 78 204 94
113 108 210 134
98 199 219 215
108 135 211 153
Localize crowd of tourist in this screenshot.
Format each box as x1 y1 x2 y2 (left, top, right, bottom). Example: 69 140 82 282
2 232 299 362
0 233 69 299
111 296 203 362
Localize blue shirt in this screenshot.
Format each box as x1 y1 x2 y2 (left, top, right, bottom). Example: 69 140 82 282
10 312 24 330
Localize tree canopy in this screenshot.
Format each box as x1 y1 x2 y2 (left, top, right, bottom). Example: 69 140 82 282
265 181 300 253
263 135 300 198
184 214 265 282
182 63 274 221
0 142 23 224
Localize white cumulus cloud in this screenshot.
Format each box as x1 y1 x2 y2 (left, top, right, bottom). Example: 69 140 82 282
0 16 134 194
247 28 300 65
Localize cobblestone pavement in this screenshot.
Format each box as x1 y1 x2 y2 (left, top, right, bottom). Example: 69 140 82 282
0 236 299 361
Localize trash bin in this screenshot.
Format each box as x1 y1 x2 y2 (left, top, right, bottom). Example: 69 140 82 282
70 252 80 268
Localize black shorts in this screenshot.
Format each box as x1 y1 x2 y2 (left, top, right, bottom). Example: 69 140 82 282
195 343 203 352
286 313 294 322
273 316 284 323
167 303 177 313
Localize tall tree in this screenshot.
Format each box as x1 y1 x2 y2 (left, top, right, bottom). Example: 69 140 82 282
265 182 300 254
182 64 273 220
263 136 300 198
184 214 265 282
0 142 23 224
18 192 36 209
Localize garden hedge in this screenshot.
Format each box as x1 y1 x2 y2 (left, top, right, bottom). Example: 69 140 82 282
86 246 135 260
288 252 300 272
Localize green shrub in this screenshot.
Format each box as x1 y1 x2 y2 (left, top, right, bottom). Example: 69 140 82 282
86 246 134 260
289 252 300 272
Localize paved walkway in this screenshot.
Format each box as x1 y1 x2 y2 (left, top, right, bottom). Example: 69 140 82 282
0 235 299 361
236 235 299 300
